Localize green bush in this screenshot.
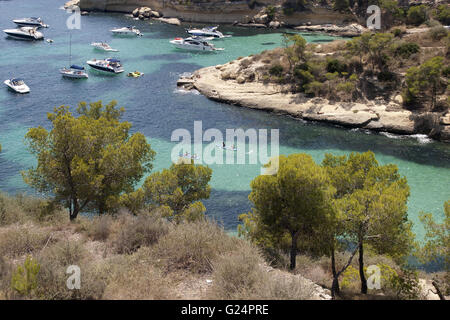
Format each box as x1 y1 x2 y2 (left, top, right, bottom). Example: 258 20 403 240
407 5 428 26
393 42 420 58
326 58 347 74
435 4 450 25
269 64 284 77
428 26 449 41
10 256 40 297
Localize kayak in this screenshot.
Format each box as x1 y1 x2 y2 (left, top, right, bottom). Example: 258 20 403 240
127 71 144 78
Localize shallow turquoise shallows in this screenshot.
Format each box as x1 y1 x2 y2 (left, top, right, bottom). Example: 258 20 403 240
0 0 449 242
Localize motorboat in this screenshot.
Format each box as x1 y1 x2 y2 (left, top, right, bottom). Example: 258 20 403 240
4 78 30 93
127 71 144 78
3 27 44 40
110 26 142 36
13 17 48 28
170 37 223 52
60 65 89 79
91 42 119 52
86 58 124 74
186 26 230 39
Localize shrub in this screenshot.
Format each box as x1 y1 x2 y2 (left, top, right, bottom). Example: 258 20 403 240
377 70 395 82
87 215 113 241
114 214 169 254
269 64 284 77
407 5 428 26
435 4 450 25
428 26 448 41
392 28 405 38
0 226 50 257
10 256 40 297
153 219 238 273
102 253 171 299
393 42 420 59
209 242 264 299
389 268 421 300
326 58 347 74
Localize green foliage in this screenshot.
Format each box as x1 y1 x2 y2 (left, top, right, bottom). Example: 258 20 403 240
242 154 335 269
407 5 428 26
435 4 450 25
389 267 421 300
11 256 40 296
333 0 349 12
304 80 323 97
23 101 156 220
428 26 449 41
282 34 307 72
269 64 284 77
393 42 420 59
380 0 405 20
419 201 449 273
326 58 347 74
266 5 276 21
403 56 444 109
347 32 393 71
121 162 212 222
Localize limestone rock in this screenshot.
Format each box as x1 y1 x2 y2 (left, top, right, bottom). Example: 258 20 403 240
132 8 139 17
156 17 181 26
269 21 280 29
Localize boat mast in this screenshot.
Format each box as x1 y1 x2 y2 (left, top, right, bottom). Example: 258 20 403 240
69 32 72 66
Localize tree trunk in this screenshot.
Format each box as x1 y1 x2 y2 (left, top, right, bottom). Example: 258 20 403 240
432 281 446 300
69 198 79 221
289 231 299 270
331 246 340 298
358 239 368 294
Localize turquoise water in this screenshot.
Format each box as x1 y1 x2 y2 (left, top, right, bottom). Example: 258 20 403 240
0 1 449 241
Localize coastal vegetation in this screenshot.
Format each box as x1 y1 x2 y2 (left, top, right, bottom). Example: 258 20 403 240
0 101 448 299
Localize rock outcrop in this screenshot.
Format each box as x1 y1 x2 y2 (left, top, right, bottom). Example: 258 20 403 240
178 59 449 142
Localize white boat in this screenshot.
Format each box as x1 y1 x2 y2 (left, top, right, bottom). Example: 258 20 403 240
86 58 124 74
60 65 89 79
91 42 119 52
187 26 230 39
4 78 30 93
3 27 44 40
111 26 142 36
13 17 48 28
170 37 223 52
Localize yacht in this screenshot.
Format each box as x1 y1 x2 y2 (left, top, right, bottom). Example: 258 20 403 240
110 26 142 36
4 78 30 93
91 42 119 52
170 37 223 52
3 27 44 40
60 65 89 79
13 17 48 28
86 58 124 74
186 26 229 39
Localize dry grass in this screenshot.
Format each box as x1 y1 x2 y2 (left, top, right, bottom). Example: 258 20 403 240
113 213 169 254
153 219 239 274
0 225 51 258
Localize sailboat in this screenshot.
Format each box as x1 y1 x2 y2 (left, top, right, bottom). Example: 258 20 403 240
60 33 88 79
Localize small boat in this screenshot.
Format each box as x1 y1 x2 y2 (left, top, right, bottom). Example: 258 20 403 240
4 78 30 93
3 27 44 40
179 152 200 160
111 26 142 36
187 26 230 39
60 65 89 79
170 37 223 52
216 144 237 151
127 71 144 78
91 42 119 52
86 58 124 74
13 17 48 28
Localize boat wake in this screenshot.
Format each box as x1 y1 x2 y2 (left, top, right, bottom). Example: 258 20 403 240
379 132 432 144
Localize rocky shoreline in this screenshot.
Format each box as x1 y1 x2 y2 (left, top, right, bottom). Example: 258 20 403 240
178 61 450 142
69 0 366 37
